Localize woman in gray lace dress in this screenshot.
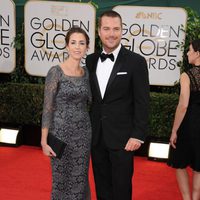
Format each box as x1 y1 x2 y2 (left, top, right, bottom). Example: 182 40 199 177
41 27 92 200
167 39 200 200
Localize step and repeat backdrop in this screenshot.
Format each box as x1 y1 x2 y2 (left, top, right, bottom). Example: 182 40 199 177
114 6 187 85
0 0 16 73
0 0 187 85
24 1 96 77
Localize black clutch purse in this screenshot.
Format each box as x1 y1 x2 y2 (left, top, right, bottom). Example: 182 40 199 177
47 133 66 159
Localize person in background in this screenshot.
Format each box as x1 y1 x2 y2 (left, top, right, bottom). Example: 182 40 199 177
41 26 92 200
167 39 200 200
86 10 150 200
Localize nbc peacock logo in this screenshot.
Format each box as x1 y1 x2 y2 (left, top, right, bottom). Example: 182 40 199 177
135 12 162 20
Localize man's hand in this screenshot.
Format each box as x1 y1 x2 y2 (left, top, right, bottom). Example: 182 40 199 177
125 138 141 151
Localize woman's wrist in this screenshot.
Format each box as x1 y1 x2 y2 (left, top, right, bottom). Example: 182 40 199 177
41 140 48 147
172 129 177 133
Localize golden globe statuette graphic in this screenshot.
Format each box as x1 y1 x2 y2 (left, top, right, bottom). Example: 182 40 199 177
30 21 68 63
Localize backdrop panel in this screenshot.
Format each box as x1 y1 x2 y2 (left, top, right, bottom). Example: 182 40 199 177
114 6 187 86
24 1 96 77
0 0 16 73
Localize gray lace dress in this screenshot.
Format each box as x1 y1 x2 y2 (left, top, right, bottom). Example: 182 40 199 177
42 65 92 200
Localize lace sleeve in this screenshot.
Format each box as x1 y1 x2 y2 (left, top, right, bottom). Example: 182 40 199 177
88 84 92 105
42 66 60 129
85 66 92 105
187 66 200 91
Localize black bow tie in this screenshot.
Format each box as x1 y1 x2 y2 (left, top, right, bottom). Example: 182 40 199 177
100 53 114 62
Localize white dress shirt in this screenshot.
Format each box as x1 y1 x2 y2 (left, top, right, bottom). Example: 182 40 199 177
96 44 121 98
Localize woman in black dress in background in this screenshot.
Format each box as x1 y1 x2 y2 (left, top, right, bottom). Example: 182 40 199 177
41 27 91 200
168 39 200 200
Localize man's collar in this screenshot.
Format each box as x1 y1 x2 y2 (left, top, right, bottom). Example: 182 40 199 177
102 44 122 61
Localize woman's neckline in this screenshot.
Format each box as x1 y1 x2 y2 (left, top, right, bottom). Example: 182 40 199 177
58 65 85 78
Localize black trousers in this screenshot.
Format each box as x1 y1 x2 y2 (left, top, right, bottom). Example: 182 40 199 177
91 135 134 200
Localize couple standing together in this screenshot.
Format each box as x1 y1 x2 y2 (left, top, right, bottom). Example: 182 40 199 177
41 10 150 200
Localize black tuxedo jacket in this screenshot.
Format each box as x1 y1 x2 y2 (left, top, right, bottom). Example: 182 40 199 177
86 45 150 149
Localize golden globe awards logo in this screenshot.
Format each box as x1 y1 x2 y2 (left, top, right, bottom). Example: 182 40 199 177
29 17 89 63
122 20 182 71
25 2 95 76
114 6 187 86
0 0 16 73
0 15 10 58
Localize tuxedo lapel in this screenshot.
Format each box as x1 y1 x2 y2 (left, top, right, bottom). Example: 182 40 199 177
90 53 102 100
104 47 125 98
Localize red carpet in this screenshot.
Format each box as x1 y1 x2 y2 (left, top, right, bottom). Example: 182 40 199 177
0 145 184 200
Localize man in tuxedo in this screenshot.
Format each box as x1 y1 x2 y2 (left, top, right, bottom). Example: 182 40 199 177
86 10 149 200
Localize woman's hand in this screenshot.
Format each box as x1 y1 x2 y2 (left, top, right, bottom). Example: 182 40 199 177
41 143 56 157
169 130 177 149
